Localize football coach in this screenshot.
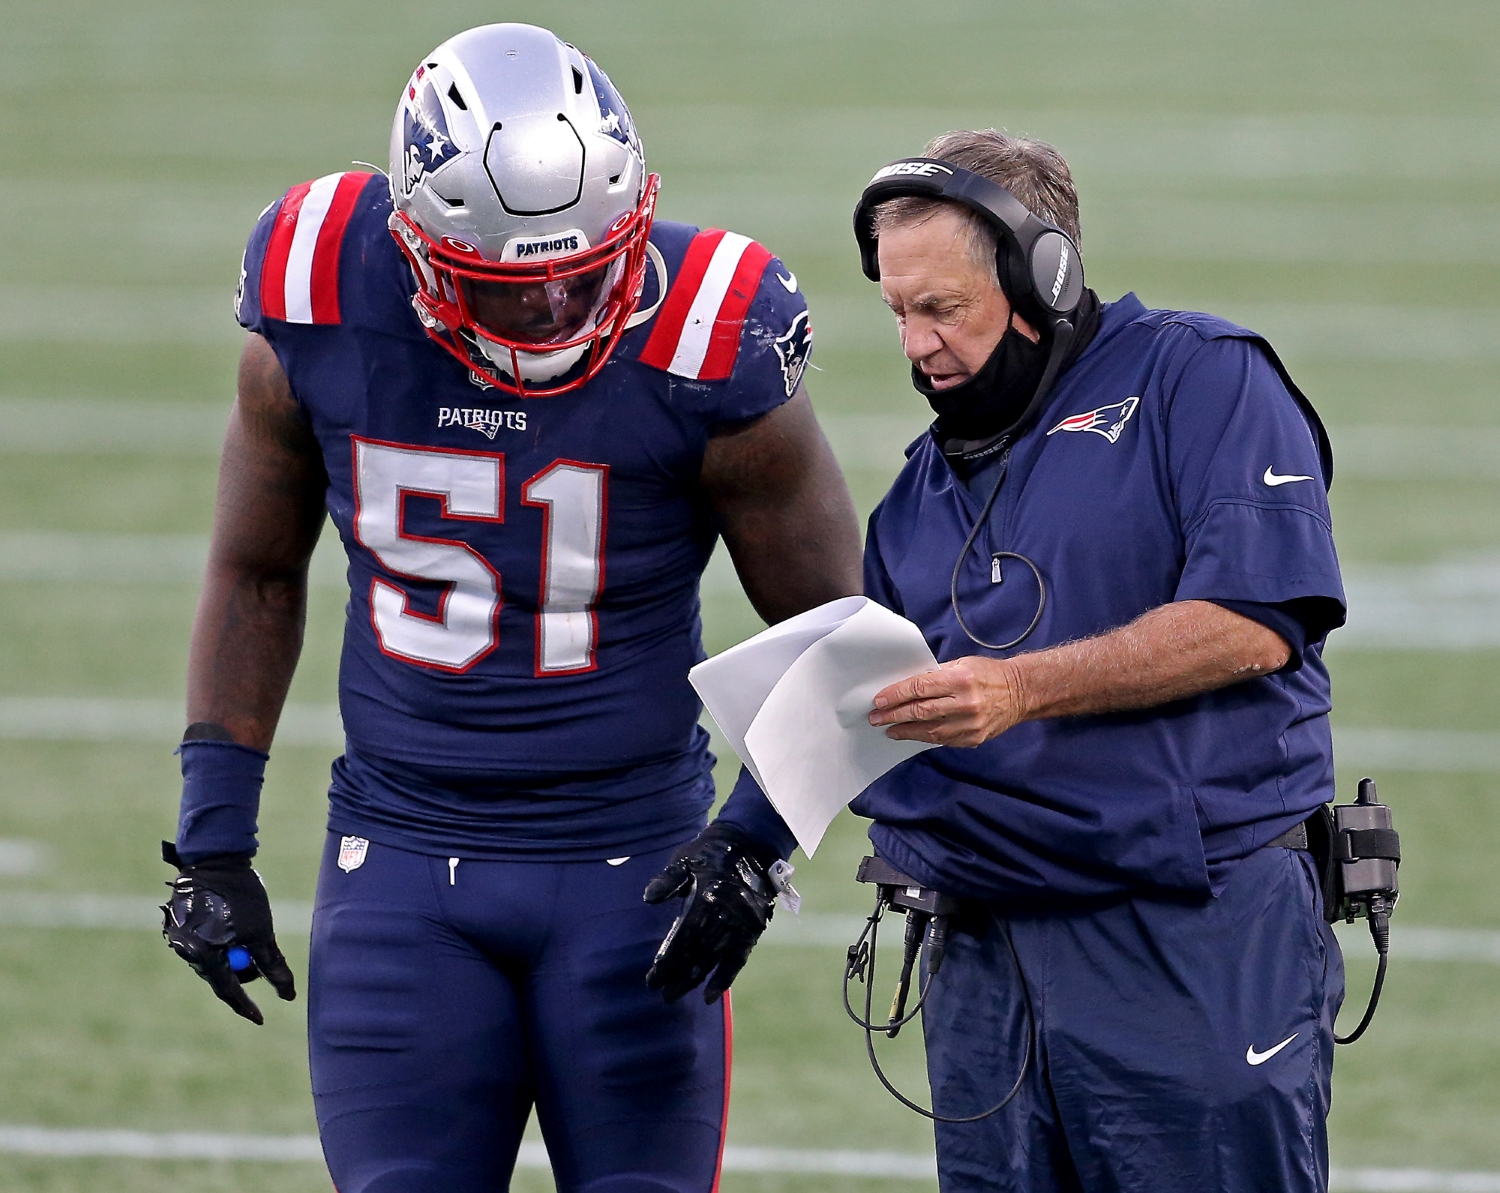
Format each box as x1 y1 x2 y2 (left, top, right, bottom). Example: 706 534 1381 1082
847 131 1349 1192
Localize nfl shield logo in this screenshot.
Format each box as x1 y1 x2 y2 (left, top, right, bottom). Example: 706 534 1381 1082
337 836 370 873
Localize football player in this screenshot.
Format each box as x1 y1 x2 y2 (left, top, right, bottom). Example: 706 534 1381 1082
161 23 858 1192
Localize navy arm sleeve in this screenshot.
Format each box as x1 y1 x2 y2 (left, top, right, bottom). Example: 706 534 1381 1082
1165 336 1345 647
714 767 798 862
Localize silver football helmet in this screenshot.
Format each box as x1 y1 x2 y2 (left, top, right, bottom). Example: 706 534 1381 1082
388 24 659 394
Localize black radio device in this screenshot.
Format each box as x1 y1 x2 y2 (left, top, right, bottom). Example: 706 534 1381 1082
1315 776 1401 1043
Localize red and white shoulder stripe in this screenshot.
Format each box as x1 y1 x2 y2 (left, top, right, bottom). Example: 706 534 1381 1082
638 229 774 380
259 172 373 325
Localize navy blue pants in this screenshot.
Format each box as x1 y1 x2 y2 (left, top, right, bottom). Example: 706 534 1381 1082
308 832 729 1193
921 846 1344 1193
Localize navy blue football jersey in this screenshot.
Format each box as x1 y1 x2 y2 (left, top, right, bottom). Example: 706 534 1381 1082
849 295 1345 904
234 171 812 857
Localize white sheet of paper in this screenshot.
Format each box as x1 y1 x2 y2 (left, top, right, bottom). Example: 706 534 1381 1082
690 596 940 856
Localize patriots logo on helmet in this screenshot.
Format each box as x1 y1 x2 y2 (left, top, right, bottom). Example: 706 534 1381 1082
772 310 813 399
585 58 641 155
1047 396 1140 444
400 70 461 198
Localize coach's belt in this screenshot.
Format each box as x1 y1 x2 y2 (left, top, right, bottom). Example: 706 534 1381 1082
1266 818 1311 851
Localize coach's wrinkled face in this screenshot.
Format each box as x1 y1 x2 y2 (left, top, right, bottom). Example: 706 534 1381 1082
877 205 1038 391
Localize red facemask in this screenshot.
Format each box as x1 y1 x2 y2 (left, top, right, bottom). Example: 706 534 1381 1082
390 174 660 396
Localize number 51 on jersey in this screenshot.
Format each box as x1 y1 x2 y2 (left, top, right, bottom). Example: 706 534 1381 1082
353 438 607 676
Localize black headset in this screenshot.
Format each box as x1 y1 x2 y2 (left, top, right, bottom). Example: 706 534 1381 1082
853 158 1085 332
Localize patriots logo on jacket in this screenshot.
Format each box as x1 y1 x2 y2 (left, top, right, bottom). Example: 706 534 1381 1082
401 69 460 197
1047 396 1140 444
773 310 812 398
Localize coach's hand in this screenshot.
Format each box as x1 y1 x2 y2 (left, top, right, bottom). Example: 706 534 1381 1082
160 843 296 1025
643 822 776 1004
869 656 1026 748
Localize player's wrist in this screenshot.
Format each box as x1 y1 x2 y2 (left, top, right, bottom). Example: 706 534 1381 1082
162 842 256 872
174 737 269 865
701 819 780 870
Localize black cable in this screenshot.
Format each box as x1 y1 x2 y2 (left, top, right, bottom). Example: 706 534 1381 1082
949 495 1048 652
1334 901 1391 1045
843 891 1034 1122
945 321 1075 653
842 900 936 1035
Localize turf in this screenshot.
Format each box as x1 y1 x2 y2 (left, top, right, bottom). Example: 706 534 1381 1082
1 0 1498 1187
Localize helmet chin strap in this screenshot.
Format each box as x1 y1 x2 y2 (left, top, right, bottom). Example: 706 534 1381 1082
472 334 591 383
623 243 668 331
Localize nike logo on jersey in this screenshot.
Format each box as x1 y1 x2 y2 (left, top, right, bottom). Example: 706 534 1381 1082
1246 1033 1298 1065
1047 396 1140 444
777 271 798 293
1263 467 1314 487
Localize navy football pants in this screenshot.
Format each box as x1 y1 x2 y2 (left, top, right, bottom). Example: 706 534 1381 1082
308 832 729 1193
921 846 1344 1193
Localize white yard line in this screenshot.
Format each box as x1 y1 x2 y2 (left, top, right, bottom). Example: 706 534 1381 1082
5 529 1500 652
0 697 344 747
1 695 1495 770
816 418 1500 478
0 1125 1491 1189
0 398 228 454
802 300 1500 362
0 893 1494 963
0 531 348 587
5 398 1500 478
0 1124 931 1177
1331 1173 1500 1193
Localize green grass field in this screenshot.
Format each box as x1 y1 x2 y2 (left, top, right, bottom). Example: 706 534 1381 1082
2 1 1499 1188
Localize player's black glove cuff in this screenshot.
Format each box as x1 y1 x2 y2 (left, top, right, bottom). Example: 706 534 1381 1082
643 821 781 1005
161 842 296 1025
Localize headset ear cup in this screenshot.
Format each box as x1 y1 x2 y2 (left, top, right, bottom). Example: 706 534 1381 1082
1029 231 1083 315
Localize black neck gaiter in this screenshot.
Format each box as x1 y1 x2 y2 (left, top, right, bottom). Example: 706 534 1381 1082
917 288 1102 458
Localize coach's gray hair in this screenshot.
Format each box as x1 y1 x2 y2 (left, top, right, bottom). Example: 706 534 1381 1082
871 129 1082 282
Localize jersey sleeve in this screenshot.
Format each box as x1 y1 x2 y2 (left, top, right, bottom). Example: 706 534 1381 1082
233 197 282 336
233 172 378 336
636 229 812 426
1165 336 1346 638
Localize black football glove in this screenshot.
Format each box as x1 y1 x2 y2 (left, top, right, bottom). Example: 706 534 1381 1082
644 822 785 1004
160 842 296 1025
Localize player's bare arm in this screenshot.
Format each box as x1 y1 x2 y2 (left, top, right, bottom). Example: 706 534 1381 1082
186 333 328 749
643 388 860 1006
700 384 863 622
870 599 1290 747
